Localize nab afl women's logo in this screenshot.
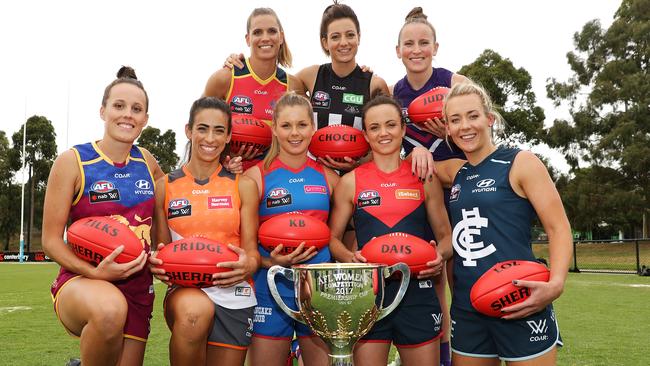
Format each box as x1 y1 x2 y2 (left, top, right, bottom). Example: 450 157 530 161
267 187 292 208
231 95 253 114
89 180 120 203
312 91 331 109
358 190 380 208
168 198 192 219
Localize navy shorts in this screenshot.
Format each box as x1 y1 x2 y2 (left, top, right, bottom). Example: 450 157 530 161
252 292 313 339
450 304 562 362
360 279 443 347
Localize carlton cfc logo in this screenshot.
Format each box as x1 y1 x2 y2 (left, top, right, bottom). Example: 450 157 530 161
268 188 289 199
231 95 252 107
169 198 190 209
91 181 115 193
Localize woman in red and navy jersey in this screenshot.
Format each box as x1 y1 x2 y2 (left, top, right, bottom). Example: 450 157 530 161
244 93 339 366
203 7 304 170
42 67 164 366
329 95 453 366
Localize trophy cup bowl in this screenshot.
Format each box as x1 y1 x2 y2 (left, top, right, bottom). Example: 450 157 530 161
268 262 410 366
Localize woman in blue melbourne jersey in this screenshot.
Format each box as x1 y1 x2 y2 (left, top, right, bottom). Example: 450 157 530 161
434 82 572 365
329 95 453 366
244 93 339 366
42 67 164 366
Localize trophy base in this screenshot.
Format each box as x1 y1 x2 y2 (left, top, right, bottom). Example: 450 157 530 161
329 353 354 366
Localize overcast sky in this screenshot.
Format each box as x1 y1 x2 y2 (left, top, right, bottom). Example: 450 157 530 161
0 0 621 174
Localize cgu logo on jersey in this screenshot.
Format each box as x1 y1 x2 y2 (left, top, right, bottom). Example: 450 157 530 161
230 95 253 114
168 198 192 219
267 187 292 208
312 91 331 109
342 93 364 105
358 190 381 208
89 180 120 203
473 178 497 193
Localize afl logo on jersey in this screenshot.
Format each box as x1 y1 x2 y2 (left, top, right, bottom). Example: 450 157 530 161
449 184 461 202
267 187 292 208
168 198 192 219
312 91 331 109
358 190 381 208
473 179 497 193
231 95 253 114
89 181 120 204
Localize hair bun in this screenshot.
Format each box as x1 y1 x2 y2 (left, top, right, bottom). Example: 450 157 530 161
117 66 138 80
405 7 427 21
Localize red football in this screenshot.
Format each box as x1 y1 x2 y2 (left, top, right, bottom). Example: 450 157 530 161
470 260 550 317
309 125 369 162
67 216 143 266
230 114 272 153
407 87 449 123
155 237 238 288
258 212 330 255
361 232 436 276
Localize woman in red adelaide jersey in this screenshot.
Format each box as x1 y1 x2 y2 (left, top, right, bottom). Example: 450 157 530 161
203 7 304 169
43 66 163 366
329 95 452 366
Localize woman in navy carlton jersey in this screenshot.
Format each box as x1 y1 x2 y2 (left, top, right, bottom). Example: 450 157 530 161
150 97 260 366
42 67 164 366
329 95 453 366
203 7 303 170
434 82 571 365
391 8 468 365
244 93 339 366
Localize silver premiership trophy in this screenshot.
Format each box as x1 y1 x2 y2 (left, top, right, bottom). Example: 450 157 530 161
268 263 410 366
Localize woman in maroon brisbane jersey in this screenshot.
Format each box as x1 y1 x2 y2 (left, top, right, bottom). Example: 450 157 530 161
203 7 304 170
42 66 164 366
432 82 571 366
329 95 453 366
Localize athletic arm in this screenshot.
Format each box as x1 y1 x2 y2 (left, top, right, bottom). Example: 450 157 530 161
323 166 341 193
203 68 232 99
502 151 572 319
288 74 307 96
370 74 390 98
141 147 164 181
388 84 395 96
433 158 465 188
451 73 469 86
151 176 171 246
328 172 359 263
296 65 319 96
424 175 453 262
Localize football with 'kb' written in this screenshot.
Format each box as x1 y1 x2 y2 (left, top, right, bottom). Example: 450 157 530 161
258 212 330 255
407 87 449 123
360 232 436 276
155 237 238 288
470 260 550 317
67 216 142 266
309 124 369 162
230 114 272 152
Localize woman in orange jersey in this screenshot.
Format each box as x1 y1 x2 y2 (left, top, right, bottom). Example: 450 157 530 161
151 97 260 366
244 93 339 366
203 7 304 170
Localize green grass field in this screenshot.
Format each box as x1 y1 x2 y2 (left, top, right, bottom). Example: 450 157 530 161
1 263 648 365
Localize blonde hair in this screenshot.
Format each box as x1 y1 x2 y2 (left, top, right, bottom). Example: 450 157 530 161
397 7 437 45
246 8 293 68
263 92 314 170
443 81 505 141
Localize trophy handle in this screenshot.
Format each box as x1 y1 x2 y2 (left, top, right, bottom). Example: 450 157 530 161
377 263 410 321
267 265 303 323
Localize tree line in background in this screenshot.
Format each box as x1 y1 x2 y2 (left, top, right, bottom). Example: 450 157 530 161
0 0 647 250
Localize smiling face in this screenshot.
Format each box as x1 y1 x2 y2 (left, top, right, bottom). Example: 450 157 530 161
397 23 438 74
100 83 148 144
445 93 495 157
322 18 359 64
273 105 314 157
246 14 283 62
185 108 231 164
363 104 405 157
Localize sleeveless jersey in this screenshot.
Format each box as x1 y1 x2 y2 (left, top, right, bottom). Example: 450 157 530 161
226 58 289 126
352 161 427 248
165 165 255 309
311 63 372 131
57 141 155 302
448 147 537 311
254 158 332 297
393 67 464 161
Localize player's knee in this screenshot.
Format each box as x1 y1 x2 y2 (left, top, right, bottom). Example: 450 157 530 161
88 297 128 334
